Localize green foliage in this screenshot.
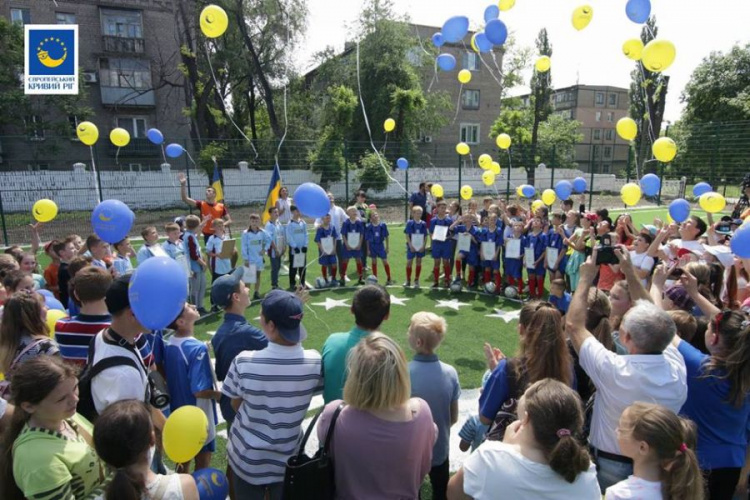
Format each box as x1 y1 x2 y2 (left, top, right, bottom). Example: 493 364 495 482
356 151 390 192
538 114 584 169
309 85 358 187
198 142 228 177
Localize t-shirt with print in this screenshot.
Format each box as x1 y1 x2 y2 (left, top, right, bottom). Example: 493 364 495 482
605 476 663 500
12 413 109 500
165 336 216 411
90 330 149 415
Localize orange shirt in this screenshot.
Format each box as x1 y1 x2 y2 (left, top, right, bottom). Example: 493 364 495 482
44 261 60 298
196 200 227 236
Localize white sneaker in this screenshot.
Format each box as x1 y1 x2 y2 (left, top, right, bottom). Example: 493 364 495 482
414 280 420 289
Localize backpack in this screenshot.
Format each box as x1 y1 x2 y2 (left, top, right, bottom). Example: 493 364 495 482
485 358 526 442
76 334 141 422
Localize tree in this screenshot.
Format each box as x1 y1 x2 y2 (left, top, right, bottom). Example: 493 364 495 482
356 151 390 192
309 85 358 188
528 29 553 185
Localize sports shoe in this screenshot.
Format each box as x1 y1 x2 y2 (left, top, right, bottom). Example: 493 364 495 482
385 280 395 286
357 278 365 285
432 282 439 289
340 279 346 287
414 280 420 289
403 281 411 287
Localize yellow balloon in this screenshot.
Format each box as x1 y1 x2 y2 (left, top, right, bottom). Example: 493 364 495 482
46 310 68 337
616 117 638 141
542 189 556 206
535 56 551 73
200 5 229 38
571 5 593 31
384 118 396 133
652 137 677 163
478 154 493 170
531 200 545 213
460 185 474 200
109 127 130 148
163 406 209 463
496 133 511 150
490 162 501 175
76 121 99 146
620 183 642 206
622 39 644 61
482 171 496 186
431 184 444 198
699 192 726 214
498 0 515 11
32 199 58 223
456 142 470 155
471 34 480 53
458 69 472 84
642 40 676 73
516 186 524 197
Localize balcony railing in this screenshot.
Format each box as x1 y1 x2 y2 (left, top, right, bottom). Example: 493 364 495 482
100 86 155 107
102 35 145 54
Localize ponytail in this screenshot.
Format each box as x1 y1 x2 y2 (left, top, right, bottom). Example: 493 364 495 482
704 311 750 407
548 433 592 483
661 419 703 500
104 469 144 500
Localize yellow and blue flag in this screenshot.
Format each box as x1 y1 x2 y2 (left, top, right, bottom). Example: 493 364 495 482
262 163 283 224
211 158 224 202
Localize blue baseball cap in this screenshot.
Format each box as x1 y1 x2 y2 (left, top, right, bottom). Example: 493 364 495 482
261 290 307 343
210 267 244 308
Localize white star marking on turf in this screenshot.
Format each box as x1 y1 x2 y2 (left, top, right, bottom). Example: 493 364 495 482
435 299 471 311
311 297 351 311
389 294 410 306
485 309 521 323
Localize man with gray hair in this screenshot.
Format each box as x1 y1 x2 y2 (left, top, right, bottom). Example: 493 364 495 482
566 248 687 492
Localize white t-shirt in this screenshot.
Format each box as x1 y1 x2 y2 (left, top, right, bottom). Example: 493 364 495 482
90 331 149 415
630 250 655 286
606 476 663 500
662 239 706 258
580 337 687 454
463 441 601 500
276 197 291 224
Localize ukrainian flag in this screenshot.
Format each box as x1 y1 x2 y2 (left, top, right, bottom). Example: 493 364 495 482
211 158 224 202
262 163 283 224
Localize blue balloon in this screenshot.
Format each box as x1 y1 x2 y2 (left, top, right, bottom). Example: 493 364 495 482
668 198 691 223
165 143 184 158
193 468 229 500
146 128 164 145
431 32 444 48
91 200 134 244
555 180 573 201
484 4 500 23
625 0 651 23
293 183 330 218
522 185 536 198
44 295 65 311
436 53 456 71
731 226 750 259
129 257 188 330
396 157 409 170
37 289 54 299
640 173 661 197
572 177 588 194
475 33 493 53
442 16 469 43
693 182 712 198
484 19 508 46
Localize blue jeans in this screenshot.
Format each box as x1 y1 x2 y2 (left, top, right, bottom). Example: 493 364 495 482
232 472 282 500
592 451 633 492
270 256 281 288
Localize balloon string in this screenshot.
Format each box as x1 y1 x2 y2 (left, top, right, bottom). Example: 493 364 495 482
274 8 292 172
115 146 120 167
477 51 504 88
184 150 198 168
89 146 102 204
355 41 408 195
382 133 389 154
452 83 464 124
160 144 167 165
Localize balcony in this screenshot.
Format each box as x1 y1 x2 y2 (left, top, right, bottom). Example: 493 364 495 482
100 86 155 107
102 35 145 54
106 137 160 157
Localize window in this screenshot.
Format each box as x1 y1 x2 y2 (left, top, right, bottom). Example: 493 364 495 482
100 8 143 38
117 117 147 138
460 123 480 145
26 115 44 140
56 12 76 24
595 111 602 122
100 58 152 89
593 129 601 140
462 89 480 110
10 8 30 25
608 93 618 107
607 112 614 122
593 145 601 158
595 92 604 106
462 52 480 71
604 146 612 158
602 164 611 173
605 129 614 141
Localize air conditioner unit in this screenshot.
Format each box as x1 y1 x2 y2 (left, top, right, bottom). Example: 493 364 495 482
423 136 433 143
82 72 98 83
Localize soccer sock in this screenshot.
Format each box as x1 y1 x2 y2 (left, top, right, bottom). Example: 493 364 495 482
372 261 378 277
528 275 537 297
341 260 349 278
468 269 476 285
416 264 422 280
495 271 502 292
536 275 546 297
406 263 413 281
331 266 337 280
518 278 524 295
356 261 363 278
455 260 463 278
433 264 440 282
321 266 328 280
385 264 391 280
483 268 491 284
443 262 452 283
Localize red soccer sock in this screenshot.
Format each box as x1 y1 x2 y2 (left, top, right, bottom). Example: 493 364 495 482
528 275 537 297
443 262 452 283
372 261 378 277
331 266 337 280
321 266 328 280
433 265 440 282
384 263 391 280
483 269 491 284
519 279 525 295
406 264 413 281
495 272 502 292
455 260 463 278
536 275 546 297
469 269 476 285
341 261 349 278
416 264 422 280
356 261 363 279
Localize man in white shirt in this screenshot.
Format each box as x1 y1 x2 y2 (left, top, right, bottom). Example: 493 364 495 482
566 249 687 492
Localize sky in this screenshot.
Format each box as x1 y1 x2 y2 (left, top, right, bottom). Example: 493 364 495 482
295 0 750 122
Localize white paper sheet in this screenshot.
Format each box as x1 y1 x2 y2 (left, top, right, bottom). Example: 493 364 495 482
321 236 334 255
505 239 521 259
347 232 361 250
411 233 425 251
243 264 257 283
433 225 448 242
481 241 496 261
524 247 535 269
293 252 306 269
457 233 472 253
546 247 559 269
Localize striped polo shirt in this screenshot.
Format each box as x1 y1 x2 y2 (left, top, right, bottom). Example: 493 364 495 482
222 342 323 485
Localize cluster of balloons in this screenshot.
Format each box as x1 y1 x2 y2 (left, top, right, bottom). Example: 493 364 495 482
199 5 228 38
32 199 58 223
293 183 330 218
482 171 495 186
432 11 509 68
129 257 189 330
517 184 536 198
75 122 134 150
91 199 135 244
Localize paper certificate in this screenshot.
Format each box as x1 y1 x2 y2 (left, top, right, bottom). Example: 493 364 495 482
546 247 559 269
293 252 306 269
275 233 286 254
148 245 168 258
321 236 334 255
481 242 496 261
218 239 236 259
347 232 361 250
457 233 472 253
524 247 535 269
243 264 257 284
411 233 425 251
432 225 448 242
505 239 521 259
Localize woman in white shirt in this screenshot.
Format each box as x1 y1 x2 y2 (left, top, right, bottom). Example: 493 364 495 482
447 378 600 500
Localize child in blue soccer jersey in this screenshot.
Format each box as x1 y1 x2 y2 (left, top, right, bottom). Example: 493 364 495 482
479 213 504 293
430 200 454 288
286 206 308 290
164 303 220 472
241 213 271 301
404 206 427 288
450 214 480 286
340 206 365 285
315 214 339 286
183 215 207 314
504 220 525 295
265 206 286 290
523 216 548 299
546 211 568 282
365 211 393 285
206 219 232 282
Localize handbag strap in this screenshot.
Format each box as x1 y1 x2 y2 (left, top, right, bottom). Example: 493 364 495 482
9 338 48 371
295 403 345 459
322 403 345 455
296 406 325 458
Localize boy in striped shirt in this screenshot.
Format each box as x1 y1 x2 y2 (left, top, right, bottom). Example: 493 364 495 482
222 290 322 498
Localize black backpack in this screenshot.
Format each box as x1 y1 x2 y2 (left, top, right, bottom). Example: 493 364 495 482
77 334 141 422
